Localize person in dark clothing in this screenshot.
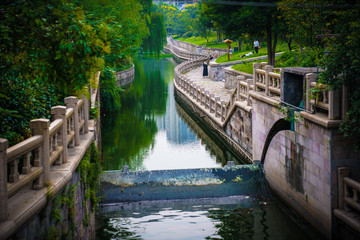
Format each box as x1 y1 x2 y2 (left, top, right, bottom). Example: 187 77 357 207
203 61 208 78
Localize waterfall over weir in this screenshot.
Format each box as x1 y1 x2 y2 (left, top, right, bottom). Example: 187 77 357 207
99 165 271 204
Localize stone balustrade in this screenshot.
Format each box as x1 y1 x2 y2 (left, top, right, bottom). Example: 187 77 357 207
305 73 346 120
334 167 360 235
0 94 89 223
253 63 281 98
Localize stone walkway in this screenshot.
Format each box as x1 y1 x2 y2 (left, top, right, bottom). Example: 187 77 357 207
183 65 233 102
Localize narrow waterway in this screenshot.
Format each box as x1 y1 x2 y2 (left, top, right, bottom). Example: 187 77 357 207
101 57 243 171
97 57 319 240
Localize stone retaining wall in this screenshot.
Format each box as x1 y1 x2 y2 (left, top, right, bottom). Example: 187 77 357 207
115 64 135 87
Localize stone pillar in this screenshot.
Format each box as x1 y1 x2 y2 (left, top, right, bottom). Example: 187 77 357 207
247 79 253 106
30 119 50 185
237 75 245 101
253 63 261 92
83 95 89 134
0 138 8 221
209 94 214 113
265 65 273 96
65 96 80 146
305 73 316 111
337 167 351 210
329 89 341 120
221 101 226 122
215 97 220 117
51 106 68 163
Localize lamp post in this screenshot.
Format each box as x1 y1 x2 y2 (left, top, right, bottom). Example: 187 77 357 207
223 39 233 61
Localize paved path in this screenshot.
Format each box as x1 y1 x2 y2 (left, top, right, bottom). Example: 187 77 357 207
183 64 233 102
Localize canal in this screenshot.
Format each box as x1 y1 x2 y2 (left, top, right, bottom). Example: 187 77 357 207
96 57 321 239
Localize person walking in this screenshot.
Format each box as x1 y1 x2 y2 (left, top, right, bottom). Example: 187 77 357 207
203 60 208 78
254 39 259 54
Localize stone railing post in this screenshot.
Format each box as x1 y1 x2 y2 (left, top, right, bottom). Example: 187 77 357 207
65 96 80 146
221 101 226 122
337 167 351 210
305 73 316 111
51 106 68 163
30 119 50 185
0 138 8 221
329 89 341 120
253 63 261 92
83 95 89 134
247 79 252 106
265 65 273 96
237 75 245 101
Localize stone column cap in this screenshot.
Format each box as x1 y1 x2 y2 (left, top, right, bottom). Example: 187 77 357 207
0 138 8 151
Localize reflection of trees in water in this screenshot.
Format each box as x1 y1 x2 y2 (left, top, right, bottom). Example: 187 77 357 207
101 58 172 171
206 208 254 240
96 217 143 240
175 101 246 166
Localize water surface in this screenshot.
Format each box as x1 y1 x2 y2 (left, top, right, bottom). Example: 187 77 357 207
101 58 242 171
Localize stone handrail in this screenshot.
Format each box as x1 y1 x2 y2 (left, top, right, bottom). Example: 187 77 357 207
0 94 89 222
305 73 345 120
334 167 360 234
165 41 207 60
253 63 281 98
168 37 227 57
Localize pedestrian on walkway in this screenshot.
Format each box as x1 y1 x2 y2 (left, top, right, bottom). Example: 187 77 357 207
203 60 208 78
254 39 259 54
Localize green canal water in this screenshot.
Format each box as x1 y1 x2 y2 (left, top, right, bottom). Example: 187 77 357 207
97 58 322 240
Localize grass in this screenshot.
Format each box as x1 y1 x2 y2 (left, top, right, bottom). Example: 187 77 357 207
232 60 263 74
231 51 301 74
175 32 219 46
216 42 291 63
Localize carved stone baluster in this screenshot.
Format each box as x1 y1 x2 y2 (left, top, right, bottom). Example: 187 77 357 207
22 152 31 174
9 159 19 183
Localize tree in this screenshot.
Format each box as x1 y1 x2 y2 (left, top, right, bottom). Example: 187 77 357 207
318 2 360 149
278 0 336 51
201 0 281 65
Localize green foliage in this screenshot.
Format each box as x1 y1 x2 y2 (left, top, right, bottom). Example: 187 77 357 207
90 102 99 120
78 143 101 211
50 196 64 223
154 2 201 38
143 11 167 57
1 0 151 144
279 0 336 49
45 226 60 240
100 67 123 114
275 102 303 123
201 0 280 65
317 2 360 150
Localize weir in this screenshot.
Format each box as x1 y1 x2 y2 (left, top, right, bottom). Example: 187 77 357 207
99 165 271 204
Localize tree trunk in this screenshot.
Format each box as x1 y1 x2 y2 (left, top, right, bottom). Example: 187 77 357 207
272 31 278 66
288 37 292 52
266 23 274 66
238 39 241 51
